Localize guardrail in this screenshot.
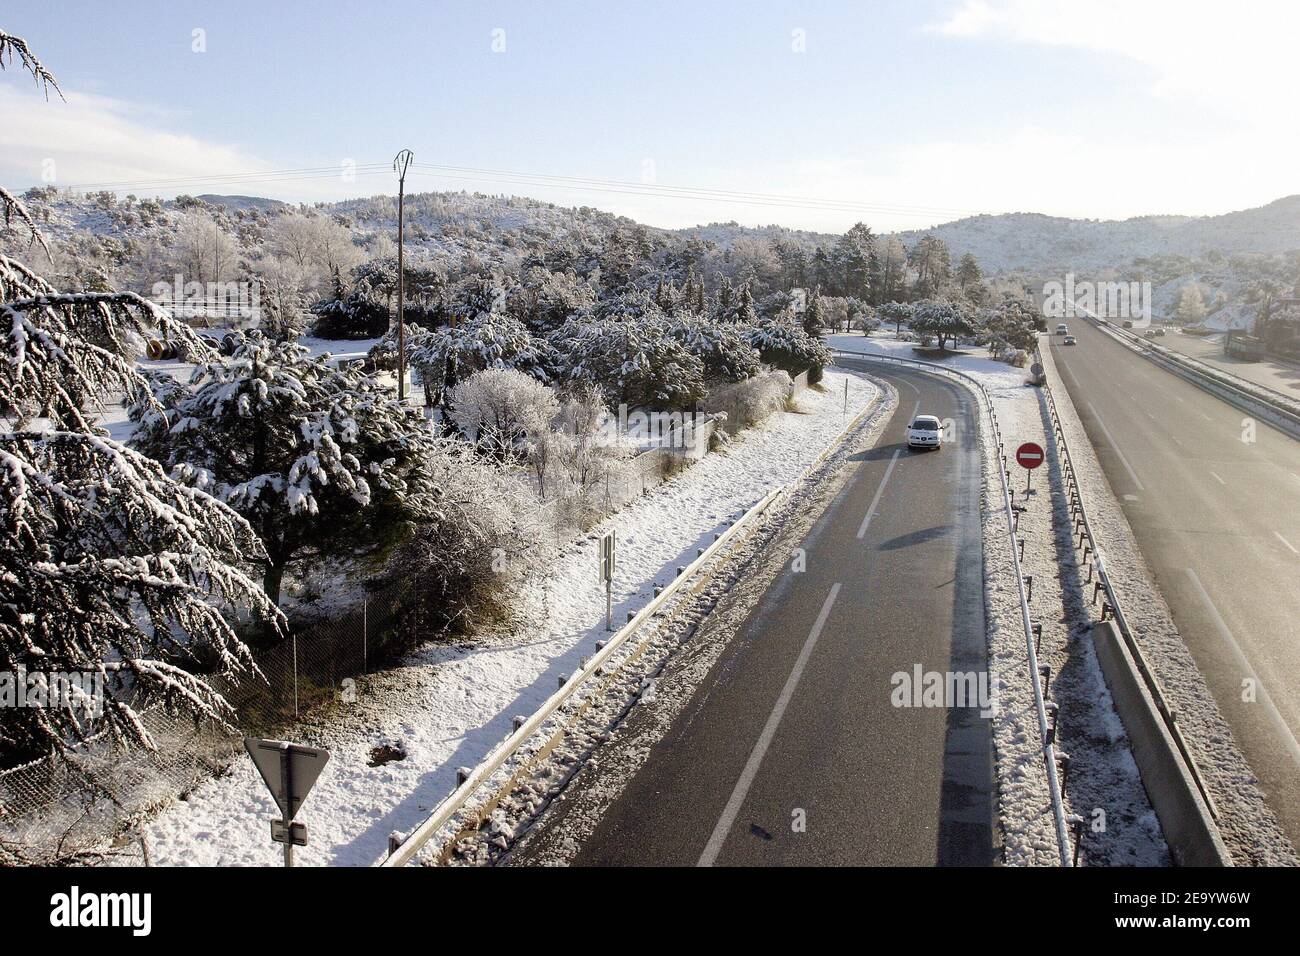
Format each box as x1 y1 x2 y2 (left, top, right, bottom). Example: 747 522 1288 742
1037 347 1228 864
380 377 882 867
1075 315 1300 440
830 347 1073 867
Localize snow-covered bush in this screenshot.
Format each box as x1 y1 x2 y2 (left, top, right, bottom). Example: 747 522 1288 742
704 369 793 430
449 367 559 461
550 313 706 410
407 311 552 407
131 333 442 608
386 436 544 637
667 312 762 383
744 314 831 378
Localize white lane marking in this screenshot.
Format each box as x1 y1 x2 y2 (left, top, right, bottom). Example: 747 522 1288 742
698 583 842 867
1275 531 1299 555
1086 402 1146 492
1200 412 1213 423
855 400 917 539
1184 569 1300 768
1209 471 1226 486
857 449 902 539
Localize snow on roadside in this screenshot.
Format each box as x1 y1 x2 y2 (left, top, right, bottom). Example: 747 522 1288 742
1038 341 1296 865
129 370 878 866
830 332 1166 865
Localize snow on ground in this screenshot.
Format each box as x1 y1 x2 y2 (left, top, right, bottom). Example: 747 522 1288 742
1037 342 1296 865
1151 329 1300 399
128 370 878 866
830 331 1166 865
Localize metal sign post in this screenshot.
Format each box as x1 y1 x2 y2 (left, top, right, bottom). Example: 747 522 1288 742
599 530 617 631
245 738 330 867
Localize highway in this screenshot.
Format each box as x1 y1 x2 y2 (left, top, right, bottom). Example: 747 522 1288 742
513 363 995 865
1050 319 1300 846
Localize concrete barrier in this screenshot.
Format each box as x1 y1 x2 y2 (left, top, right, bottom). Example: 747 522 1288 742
1092 620 1232 866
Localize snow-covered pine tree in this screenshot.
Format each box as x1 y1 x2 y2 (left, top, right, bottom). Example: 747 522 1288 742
667 312 762 383
550 311 706 409
802 286 826 336
1 431 278 763
746 313 832 378
131 333 441 606
406 310 553 408
1 30 279 769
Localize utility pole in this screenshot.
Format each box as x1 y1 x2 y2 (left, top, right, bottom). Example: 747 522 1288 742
393 149 414 403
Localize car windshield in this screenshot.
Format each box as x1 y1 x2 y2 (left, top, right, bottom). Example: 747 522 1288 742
911 420 939 430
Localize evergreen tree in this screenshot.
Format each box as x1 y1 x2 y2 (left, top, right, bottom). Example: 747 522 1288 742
131 333 442 606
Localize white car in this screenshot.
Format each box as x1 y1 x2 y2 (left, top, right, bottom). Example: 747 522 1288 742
906 414 943 450
1055 323 1069 335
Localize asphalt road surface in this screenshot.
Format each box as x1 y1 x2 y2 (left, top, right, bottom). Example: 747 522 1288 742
1051 319 1300 845
521 362 995 866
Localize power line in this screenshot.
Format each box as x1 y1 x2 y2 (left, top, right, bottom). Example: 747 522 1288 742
410 161 974 218
62 159 978 223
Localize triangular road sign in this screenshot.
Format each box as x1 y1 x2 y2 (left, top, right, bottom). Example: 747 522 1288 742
244 738 330 820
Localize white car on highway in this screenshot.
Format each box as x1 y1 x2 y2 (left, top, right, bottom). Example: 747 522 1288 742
906 414 943 450
1055 323 1069 335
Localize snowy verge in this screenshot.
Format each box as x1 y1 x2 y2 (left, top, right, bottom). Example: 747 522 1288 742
123 370 878 866
829 333 1166 865
1038 340 1296 865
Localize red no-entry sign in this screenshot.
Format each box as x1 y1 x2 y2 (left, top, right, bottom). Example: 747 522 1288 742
1016 442 1045 470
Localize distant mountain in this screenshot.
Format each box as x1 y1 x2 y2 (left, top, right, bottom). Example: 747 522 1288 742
890 196 1300 274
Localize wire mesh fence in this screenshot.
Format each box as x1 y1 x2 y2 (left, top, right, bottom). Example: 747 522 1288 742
0 573 416 864
0 419 720 863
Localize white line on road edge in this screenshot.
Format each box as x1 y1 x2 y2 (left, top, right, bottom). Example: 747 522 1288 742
1184 568 1300 768
857 449 901 539
697 583 842 867
1274 531 1299 555
1086 401 1146 492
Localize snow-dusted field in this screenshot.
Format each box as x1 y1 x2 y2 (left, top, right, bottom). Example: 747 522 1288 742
126 370 878 866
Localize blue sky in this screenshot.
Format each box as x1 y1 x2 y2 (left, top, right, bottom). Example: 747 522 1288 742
3 1 1296 232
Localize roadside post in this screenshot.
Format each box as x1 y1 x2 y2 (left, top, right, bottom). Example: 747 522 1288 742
1016 441 1045 494
245 738 331 867
599 529 617 631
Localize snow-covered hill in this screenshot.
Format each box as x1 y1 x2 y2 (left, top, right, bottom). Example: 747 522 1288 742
892 196 1300 274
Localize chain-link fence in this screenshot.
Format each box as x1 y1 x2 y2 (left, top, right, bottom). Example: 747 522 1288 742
0 418 722 863
0 573 416 864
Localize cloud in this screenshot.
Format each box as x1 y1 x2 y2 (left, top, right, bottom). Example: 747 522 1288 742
0 82 377 202
927 0 1300 123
